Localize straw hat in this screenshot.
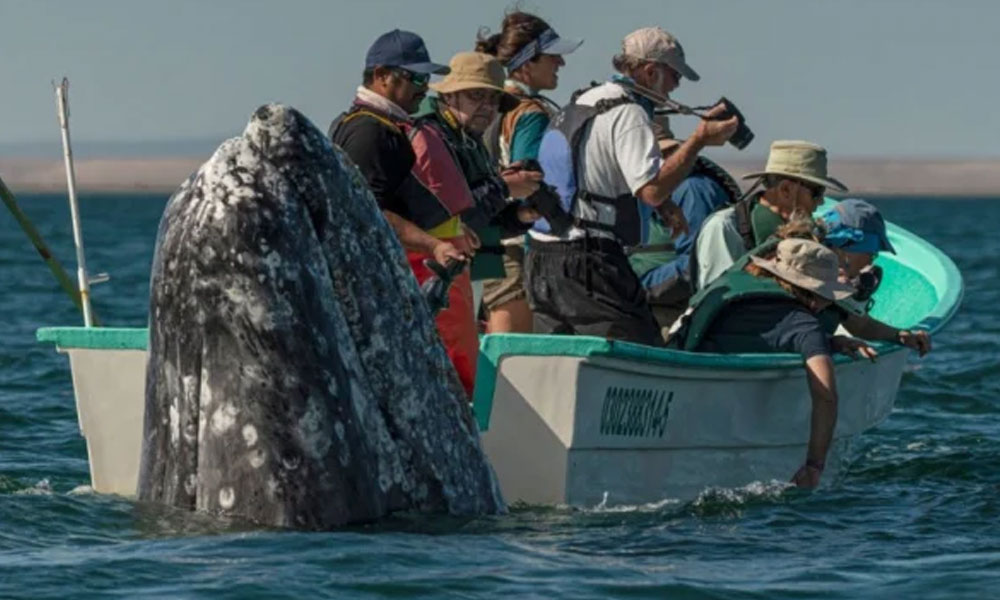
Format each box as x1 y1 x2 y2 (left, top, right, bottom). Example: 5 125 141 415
750 238 855 301
429 52 518 112
742 140 848 193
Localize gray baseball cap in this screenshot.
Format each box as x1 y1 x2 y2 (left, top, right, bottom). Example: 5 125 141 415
622 27 699 81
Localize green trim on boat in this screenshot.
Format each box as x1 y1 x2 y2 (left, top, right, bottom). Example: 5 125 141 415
37 327 148 350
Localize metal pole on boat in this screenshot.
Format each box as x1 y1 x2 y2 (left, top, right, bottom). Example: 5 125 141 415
55 77 95 327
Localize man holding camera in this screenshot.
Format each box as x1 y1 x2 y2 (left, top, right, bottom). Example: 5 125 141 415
525 26 738 345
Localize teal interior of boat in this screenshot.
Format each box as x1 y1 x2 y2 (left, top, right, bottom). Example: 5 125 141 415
36 200 963 432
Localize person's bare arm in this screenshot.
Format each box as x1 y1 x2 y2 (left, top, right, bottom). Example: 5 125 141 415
792 354 839 488
382 210 467 265
842 313 932 356
635 105 739 236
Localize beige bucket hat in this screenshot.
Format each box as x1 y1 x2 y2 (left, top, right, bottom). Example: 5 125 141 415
429 52 518 112
622 27 700 81
742 140 848 193
750 238 856 301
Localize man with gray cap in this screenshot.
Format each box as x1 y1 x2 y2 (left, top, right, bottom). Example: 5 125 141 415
692 140 847 291
525 26 738 345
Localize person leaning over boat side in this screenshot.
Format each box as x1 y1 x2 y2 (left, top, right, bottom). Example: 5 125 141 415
692 140 847 291
629 129 742 337
329 30 472 270
525 26 738 345
475 10 582 333
408 52 540 394
672 239 876 488
818 198 932 355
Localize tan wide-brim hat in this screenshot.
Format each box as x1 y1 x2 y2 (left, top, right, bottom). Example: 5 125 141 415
750 238 856 301
742 140 848 193
429 51 519 112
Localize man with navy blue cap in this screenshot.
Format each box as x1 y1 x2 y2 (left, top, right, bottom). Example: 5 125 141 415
330 30 468 267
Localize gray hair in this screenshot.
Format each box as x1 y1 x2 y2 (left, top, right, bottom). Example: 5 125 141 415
612 53 646 76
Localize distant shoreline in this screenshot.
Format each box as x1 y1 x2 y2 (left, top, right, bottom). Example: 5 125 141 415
2 156 998 197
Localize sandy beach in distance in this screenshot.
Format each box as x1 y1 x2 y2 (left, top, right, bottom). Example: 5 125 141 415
1 156 998 196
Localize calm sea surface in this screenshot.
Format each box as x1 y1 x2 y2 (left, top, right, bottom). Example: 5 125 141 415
0 194 996 599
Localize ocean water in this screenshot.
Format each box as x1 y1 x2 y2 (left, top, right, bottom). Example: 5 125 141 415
0 193 996 599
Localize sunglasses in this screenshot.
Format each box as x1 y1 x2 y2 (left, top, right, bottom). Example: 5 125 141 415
392 68 430 87
793 179 826 201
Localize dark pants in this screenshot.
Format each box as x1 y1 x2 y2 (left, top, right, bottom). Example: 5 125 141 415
525 237 663 347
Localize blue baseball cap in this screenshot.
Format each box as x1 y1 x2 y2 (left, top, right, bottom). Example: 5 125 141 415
821 198 896 255
365 29 450 75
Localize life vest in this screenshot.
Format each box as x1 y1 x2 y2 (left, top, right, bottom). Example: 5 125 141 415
533 86 644 246
414 99 509 232
329 104 456 232
668 241 854 350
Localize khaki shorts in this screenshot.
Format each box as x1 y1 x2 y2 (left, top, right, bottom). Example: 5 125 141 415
481 244 527 313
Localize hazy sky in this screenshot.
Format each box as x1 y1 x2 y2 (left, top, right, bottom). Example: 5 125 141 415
1 0 998 158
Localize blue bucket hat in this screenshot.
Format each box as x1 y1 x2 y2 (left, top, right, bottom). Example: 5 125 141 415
365 29 450 75
821 198 896 255
504 28 583 73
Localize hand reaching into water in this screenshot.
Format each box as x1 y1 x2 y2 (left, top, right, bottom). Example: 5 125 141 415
791 462 823 489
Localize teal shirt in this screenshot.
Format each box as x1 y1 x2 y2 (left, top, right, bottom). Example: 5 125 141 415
508 112 549 163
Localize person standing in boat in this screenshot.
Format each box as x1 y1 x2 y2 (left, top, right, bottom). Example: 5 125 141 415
670 238 876 488
329 30 471 270
525 26 738 345
630 128 743 337
818 199 932 355
330 30 482 397
409 51 541 396
692 140 847 291
476 11 583 333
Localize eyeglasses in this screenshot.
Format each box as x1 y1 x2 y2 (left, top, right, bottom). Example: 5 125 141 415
794 179 826 201
460 89 502 107
392 68 430 87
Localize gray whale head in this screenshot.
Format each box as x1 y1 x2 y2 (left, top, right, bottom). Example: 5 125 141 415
139 104 504 529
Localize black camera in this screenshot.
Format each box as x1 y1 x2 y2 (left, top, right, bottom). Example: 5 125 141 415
852 264 883 303
717 97 754 150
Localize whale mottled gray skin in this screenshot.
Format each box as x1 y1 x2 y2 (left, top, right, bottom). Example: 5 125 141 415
138 103 504 528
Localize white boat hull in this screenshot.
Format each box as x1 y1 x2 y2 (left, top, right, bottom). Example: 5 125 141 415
55 343 905 505
479 350 906 506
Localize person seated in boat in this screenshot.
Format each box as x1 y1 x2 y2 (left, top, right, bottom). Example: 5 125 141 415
669 238 876 488
408 51 541 395
630 128 743 337
525 26 738 346
818 199 932 355
476 10 582 334
692 140 847 291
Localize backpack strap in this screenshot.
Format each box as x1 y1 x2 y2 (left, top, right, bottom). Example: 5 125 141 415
733 198 756 252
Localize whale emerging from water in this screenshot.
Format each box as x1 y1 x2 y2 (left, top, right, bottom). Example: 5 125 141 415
138 104 504 528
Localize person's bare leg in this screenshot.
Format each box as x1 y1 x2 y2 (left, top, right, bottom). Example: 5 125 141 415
487 297 534 333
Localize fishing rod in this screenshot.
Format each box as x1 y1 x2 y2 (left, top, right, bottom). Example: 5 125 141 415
0 175 100 325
